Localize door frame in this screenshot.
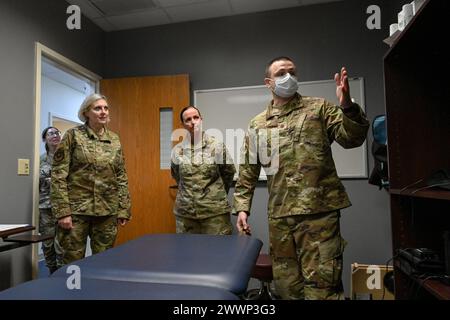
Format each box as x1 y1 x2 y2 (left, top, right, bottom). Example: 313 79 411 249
32 42 101 278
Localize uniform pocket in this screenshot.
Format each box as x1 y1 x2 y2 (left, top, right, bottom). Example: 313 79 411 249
293 114 307 142
317 235 347 287
269 220 297 259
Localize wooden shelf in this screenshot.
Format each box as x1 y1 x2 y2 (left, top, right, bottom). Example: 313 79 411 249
3 234 53 243
422 279 450 300
395 264 450 300
0 225 35 238
390 188 450 201
383 0 430 57
384 0 450 300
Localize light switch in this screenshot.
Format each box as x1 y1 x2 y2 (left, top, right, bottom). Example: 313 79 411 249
18 159 30 175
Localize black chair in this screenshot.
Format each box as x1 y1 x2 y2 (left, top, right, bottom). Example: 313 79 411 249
243 253 276 300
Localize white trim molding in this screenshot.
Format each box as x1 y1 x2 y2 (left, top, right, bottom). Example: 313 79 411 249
32 42 101 278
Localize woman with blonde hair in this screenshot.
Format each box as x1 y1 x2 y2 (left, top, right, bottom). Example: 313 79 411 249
51 93 131 266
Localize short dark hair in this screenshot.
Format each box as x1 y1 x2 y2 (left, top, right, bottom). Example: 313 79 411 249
41 126 59 153
179 106 202 123
265 56 294 78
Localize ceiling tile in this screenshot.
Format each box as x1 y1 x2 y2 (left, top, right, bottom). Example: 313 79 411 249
155 0 210 8
67 0 344 31
66 0 104 19
106 8 171 30
91 17 117 31
300 0 342 5
164 0 232 23
90 0 157 16
230 0 301 15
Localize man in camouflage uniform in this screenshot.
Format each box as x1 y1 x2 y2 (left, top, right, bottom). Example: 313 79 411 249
171 106 236 235
234 57 369 299
51 93 131 267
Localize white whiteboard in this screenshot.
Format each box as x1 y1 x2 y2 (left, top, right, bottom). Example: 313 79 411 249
194 78 368 179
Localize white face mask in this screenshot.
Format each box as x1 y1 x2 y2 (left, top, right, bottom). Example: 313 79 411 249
272 73 299 98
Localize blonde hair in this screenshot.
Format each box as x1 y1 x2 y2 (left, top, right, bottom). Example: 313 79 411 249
78 93 108 123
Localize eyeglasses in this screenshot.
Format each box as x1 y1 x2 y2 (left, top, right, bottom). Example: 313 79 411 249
47 131 61 137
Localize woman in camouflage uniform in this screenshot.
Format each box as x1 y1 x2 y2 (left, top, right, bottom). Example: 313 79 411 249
171 106 236 235
51 93 131 266
39 126 62 274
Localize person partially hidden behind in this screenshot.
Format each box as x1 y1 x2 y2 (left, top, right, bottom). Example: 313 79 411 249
171 106 236 235
39 126 62 274
51 93 131 267
233 57 369 299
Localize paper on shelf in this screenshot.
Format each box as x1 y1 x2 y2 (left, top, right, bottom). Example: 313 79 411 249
0 224 30 232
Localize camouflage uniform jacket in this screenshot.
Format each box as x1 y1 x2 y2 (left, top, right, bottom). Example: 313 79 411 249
171 133 236 220
234 93 369 219
51 125 131 220
39 153 53 209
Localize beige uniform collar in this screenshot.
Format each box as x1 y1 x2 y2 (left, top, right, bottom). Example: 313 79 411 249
181 131 208 150
266 93 304 121
84 125 112 142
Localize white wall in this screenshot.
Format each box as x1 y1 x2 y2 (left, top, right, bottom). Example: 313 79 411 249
39 76 86 155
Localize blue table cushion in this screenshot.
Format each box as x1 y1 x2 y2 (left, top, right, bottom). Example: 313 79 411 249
52 234 262 294
0 277 239 300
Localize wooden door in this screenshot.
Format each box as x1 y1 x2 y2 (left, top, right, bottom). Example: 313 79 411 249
100 75 189 245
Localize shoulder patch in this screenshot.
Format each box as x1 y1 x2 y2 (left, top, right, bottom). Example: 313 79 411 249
53 148 65 163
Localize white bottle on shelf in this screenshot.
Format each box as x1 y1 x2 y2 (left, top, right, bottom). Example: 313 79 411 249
411 0 426 15
403 3 414 26
390 23 399 36
398 10 405 31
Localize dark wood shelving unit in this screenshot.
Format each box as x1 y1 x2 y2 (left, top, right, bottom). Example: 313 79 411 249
422 279 450 300
390 188 450 201
384 0 450 300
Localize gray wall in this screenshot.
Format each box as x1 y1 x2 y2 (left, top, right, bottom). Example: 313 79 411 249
0 0 103 289
104 0 399 296
0 0 405 296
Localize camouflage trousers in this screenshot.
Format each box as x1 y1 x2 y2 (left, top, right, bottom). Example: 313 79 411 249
176 214 232 235
39 208 60 274
269 210 347 300
56 214 118 267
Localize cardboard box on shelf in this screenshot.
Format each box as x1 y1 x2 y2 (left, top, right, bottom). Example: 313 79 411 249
351 263 395 300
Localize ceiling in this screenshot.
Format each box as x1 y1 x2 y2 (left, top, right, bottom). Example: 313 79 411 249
66 0 343 32
42 57 94 94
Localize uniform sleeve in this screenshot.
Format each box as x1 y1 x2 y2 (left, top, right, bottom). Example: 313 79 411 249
233 129 261 215
51 131 73 219
170 146 180 185
115 145 132 220
322 100 370 149
219 143 236 194
38 157 45 191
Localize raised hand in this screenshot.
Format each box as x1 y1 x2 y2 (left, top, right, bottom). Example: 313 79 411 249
335 67 352 108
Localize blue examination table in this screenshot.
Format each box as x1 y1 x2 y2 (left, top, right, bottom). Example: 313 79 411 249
52 234 262 294
0 234 262 299
0 277 239 300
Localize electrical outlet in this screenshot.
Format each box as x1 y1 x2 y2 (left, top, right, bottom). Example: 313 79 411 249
18 159 30 175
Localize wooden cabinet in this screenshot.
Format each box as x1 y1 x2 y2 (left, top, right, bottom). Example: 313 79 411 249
384 0 450 299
